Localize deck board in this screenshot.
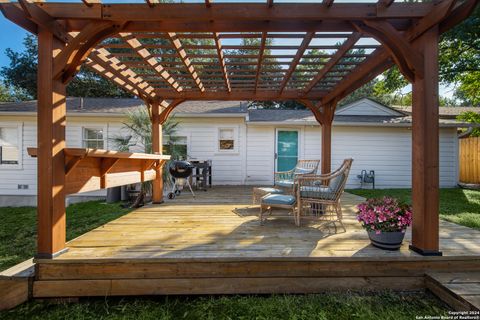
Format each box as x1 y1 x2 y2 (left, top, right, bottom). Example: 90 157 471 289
45 186 480 261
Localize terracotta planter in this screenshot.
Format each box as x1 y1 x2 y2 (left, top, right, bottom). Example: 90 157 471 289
368 231 405 250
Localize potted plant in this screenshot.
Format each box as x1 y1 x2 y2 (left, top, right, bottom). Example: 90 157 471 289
356 196 413 250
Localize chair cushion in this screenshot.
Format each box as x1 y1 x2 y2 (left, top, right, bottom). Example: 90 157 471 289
294 167 314 175
275 180 295 188
261 194 296 206
329 173 345 193
255 187 284 195
299 186 336 200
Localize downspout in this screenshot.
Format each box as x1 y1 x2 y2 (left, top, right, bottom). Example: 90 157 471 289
458 127 473 139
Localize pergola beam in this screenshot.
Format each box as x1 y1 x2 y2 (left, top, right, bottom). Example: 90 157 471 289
17 0 69 42
213 32 231 92
120 32 183 92
303 33 361 94
167 32 205 92
254 32 267 91
89 48 157 100
279 32 315 93
66 3 439 20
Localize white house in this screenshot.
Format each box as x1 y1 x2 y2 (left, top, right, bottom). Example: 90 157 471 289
0 97 469 206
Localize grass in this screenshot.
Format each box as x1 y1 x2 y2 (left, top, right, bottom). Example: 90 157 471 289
1 292 448 320
347 188 480 230
0 200 131 272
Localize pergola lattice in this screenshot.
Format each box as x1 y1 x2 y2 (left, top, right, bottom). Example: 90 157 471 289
1 0 478 259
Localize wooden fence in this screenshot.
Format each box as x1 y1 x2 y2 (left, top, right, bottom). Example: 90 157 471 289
459 137 480 185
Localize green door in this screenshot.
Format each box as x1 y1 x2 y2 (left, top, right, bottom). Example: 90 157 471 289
276 130 299 172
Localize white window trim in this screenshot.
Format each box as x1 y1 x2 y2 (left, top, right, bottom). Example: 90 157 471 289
216 126 239 154
0 122 23 170
82 126 106 149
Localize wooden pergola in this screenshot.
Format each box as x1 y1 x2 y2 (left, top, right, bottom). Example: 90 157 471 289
1 0 477 259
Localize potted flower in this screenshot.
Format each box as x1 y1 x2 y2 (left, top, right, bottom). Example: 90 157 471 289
356 196 413 250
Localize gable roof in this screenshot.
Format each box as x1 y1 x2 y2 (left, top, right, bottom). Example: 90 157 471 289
335 98 405 117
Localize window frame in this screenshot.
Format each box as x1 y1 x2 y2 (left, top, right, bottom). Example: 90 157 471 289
82 127 106 149
0 123 23 170
216 126 239 154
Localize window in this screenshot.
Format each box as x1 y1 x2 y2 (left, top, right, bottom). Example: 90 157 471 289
83 128 104 149
163 136 188 160
0 126 20 165
218 128 236 152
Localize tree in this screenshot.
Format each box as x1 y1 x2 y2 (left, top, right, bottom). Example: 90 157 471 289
1 35 133 100
112 106 185 207
374 6 480 106
457 111 480 137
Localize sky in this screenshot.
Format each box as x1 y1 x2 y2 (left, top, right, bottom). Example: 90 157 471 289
0 0 455 98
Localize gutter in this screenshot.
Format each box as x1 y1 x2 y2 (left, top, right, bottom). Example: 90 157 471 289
246 120 475 128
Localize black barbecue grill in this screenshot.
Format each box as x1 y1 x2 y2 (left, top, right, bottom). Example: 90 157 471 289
167 160 195 199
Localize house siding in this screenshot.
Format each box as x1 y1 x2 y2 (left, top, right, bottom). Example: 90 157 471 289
0 104 461 206
247 124 458 188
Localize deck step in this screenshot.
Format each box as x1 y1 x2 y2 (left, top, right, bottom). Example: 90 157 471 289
0 259 35 310
426 272 480 311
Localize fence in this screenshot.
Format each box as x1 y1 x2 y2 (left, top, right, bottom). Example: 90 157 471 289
459 136 480 185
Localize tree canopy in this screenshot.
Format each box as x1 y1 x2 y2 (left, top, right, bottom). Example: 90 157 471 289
374 6 480 106
0 35 133 100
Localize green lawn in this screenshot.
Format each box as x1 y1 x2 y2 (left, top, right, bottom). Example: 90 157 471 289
347 188 480 230
1 292 448 320
0 200 131 272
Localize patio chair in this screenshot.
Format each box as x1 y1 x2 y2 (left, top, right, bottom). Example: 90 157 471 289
295 158 353 229
274 160 320 193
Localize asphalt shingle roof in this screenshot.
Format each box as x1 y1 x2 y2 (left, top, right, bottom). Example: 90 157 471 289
0 98 247 114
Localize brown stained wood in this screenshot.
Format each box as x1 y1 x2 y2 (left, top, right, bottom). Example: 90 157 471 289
167 32 205 92
151 100 163 203
94 3 439 21
17 0 69 42
89 48 156 98
411 26 440 254
65 156 83 177
303 33 360 94
36 28 67 258
254 31 267 91
53 22 117 84
355 20 423 82
213 33 231 92
29 147 169 195
279 32 315 93
119 33 183 92
84 60 141 98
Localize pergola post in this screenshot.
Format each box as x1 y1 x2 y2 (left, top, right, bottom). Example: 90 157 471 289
321 120 333 175
409 26 441 256
36 27 67 258
320 102 336 175
151 101 164 204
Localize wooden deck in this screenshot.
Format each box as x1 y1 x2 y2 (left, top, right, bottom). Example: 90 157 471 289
33 186 480 297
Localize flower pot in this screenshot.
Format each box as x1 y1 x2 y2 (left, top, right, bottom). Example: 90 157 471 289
368 231 405 250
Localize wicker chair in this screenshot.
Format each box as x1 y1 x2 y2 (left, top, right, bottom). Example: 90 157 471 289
274 160 320 193
295 159 353 229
